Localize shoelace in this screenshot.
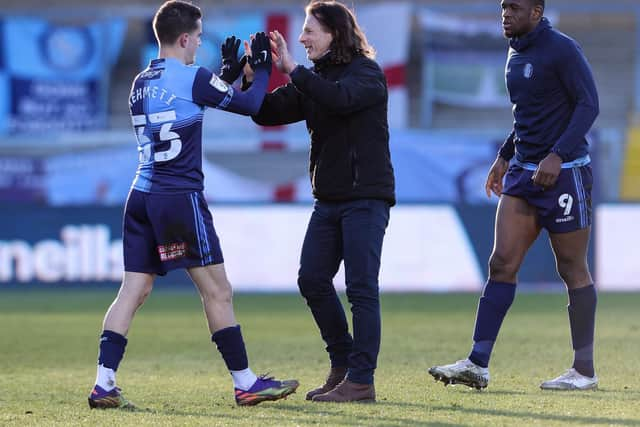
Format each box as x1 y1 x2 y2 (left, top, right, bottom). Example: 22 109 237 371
257 373 275 382
556 370 577 381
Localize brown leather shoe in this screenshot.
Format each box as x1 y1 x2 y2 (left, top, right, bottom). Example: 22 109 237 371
305 367 348 401
311 379 375 403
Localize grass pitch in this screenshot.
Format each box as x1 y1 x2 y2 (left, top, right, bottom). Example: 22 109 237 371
0 289 639 426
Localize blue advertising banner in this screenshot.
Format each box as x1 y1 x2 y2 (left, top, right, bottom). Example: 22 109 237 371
0 19 7 135
0 19 4 71
0 156 46 202
0 205 192 287
0 17 126 134
0 205 124 285
0 205 567 288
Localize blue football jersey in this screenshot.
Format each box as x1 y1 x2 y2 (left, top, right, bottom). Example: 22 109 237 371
128 58 268 193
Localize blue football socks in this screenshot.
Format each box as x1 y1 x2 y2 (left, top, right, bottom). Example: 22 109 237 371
568 284 597 377
468 280 516 368
211 325 249 371
98 330 127 371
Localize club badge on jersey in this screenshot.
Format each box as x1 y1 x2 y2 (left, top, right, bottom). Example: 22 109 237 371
524 63 534 79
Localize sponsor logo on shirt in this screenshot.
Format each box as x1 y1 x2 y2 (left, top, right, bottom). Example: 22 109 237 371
158 242 187 261
555 215 575 223
139 69 162 80
209 74 229 93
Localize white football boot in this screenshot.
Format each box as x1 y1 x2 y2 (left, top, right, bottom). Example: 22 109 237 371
429 359 490 390
540 368 598 390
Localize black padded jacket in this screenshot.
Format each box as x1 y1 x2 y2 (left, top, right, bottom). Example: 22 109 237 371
251 54 396 206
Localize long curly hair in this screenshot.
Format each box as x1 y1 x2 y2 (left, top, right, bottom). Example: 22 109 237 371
305 1 376 64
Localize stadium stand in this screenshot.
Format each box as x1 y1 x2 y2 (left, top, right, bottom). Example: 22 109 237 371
0 0 638 203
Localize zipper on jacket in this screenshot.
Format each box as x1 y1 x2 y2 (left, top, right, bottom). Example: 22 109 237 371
351 149 359 188
312 156 320 189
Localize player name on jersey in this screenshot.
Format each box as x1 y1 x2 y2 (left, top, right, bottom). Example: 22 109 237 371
129 85 177 108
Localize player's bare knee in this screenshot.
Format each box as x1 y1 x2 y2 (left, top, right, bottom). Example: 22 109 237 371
488 252 518 279
199 279 233 304
557 263 590 288
117 279 153 308
136 284 153 306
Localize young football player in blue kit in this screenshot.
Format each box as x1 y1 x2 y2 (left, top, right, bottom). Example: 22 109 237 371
88 0 298 409
429 0 600 391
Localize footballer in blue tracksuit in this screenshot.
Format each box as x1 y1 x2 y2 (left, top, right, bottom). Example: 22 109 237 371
88 0 298 410
430 0 600 391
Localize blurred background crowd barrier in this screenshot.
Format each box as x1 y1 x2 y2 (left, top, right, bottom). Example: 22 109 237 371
0 0 638 290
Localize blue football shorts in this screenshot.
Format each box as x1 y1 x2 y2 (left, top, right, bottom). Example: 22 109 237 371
123 189 224 275
502 158 593 233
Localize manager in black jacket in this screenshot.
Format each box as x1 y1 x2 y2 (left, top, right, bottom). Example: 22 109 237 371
244 0 395 403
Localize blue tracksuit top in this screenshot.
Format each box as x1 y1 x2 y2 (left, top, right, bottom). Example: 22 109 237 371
498 18 599 163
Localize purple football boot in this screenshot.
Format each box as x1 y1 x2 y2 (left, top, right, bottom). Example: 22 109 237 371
88 385 136 409
235 375 299 406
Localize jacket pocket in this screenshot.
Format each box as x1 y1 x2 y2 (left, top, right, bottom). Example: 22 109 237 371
312 140 353 196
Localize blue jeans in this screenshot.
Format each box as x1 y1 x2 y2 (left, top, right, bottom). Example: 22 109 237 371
297 199 390 385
